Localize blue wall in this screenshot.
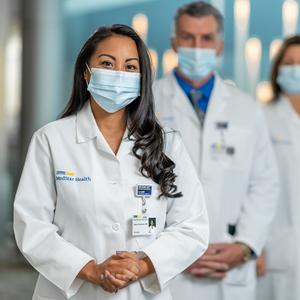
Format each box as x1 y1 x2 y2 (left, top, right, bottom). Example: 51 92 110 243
62 0 300 101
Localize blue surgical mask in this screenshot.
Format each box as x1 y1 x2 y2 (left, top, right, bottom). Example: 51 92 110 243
177 47 217 81
277 65 300 95
86 66 141 113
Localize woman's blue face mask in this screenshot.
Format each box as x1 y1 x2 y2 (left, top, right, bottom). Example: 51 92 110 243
86 65 141 113
277 65 300 95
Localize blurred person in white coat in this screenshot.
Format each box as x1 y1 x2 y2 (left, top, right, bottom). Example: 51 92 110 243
256 35 300 300
153 2 278 300
13 24 209 300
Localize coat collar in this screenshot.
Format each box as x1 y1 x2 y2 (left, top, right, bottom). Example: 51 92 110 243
76 100 99 143
205 74 230 119
76 100 133 158
164 72 230 126
277 95 300 124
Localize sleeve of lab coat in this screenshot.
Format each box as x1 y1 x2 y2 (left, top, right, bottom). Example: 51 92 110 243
140 132 209 294
234 107 279 256
13 132 94 299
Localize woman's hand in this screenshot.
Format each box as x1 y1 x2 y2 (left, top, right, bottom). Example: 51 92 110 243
77 260 119 293
116 251 155 280
77 254 141 293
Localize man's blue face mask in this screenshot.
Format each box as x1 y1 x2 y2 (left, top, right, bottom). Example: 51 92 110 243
177 47 217 81
86 65 141 113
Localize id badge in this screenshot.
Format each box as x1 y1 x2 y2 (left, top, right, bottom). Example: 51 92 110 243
210 143 227 161
135 184 152 197
132 215 156 236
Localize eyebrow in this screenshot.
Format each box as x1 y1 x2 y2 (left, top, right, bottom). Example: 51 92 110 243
179 30 215 36
125 58 139 63
98 54 139 62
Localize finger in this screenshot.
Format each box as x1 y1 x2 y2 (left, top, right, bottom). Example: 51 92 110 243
115 273 138 282
117 251 138 260
101 278 117 293
206 271 227 279
114 269 138 281
201 252 228 263
200 254 218 261
256 264 266 277
122 269 139 280
108 258 140 275
190 268 226 279
119 260 140 274
210 243 229 249
106 272 128 288
205 245 219 255
102 271 118 292
189 267 212 276
194 260 229 271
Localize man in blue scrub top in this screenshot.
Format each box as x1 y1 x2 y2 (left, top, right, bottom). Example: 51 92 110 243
153 1 278 300
174 70 214 126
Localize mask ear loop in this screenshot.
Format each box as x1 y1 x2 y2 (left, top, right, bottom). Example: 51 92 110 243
85 63 92 86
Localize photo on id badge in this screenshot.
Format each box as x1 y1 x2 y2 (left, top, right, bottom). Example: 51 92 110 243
148 217 156 234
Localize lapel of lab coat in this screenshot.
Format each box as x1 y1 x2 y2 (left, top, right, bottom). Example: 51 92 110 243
201 74 229 178
76 100 133 159
161 72 229 177
201 75 230 242
168 72 229 133
167 72 200 127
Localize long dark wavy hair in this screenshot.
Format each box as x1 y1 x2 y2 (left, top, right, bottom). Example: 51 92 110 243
270 35 300 101
60 24 182 198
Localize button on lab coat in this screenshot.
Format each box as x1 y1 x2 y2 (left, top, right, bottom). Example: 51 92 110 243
257 96 300 300
153 72 278 300
13 101 209 300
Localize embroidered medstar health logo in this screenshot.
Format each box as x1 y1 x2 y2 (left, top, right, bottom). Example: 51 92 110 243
55 171 91 182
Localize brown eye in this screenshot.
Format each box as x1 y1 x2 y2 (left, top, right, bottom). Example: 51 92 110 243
100 61 113 68
181 34 192 40
203 35 214 41
281 60 294 66
126 64 138 72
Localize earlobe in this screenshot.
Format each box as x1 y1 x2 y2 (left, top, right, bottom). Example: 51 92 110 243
83 70 89 82
171 37 178 53
217 40 225 56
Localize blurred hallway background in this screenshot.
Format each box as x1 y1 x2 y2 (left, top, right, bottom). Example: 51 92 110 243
0 0 299 299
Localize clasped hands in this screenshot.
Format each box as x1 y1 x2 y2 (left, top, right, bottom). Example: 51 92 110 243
186 243 246 279
79 251 153 293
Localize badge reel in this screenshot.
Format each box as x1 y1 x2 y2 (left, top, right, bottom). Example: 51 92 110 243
210 121 235 161
132 184 156 236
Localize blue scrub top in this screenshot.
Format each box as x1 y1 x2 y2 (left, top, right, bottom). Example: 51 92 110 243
174 70 215 113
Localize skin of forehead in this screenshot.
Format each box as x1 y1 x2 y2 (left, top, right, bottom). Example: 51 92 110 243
92 35 139 62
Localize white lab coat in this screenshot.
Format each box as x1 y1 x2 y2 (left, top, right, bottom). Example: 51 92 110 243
13 101 209 300
257 95 300 300
153 72 278 300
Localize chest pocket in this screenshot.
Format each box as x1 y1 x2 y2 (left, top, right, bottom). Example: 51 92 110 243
222 260 256 287
55 170 95 212
271 135 292 146
219 127 253 171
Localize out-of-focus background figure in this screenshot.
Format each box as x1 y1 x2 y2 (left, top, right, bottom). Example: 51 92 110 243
153 2 278 300
256 35 300 300
0 0 299 299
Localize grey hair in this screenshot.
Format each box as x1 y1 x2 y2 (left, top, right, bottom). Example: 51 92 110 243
173 1 224 36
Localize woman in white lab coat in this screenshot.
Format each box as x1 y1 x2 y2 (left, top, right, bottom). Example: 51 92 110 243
13 24 209 300
256 35 300 300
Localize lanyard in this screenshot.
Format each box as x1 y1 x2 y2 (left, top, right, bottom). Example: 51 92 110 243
135 184 152 215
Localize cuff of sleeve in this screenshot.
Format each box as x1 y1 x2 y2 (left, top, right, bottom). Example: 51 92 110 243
60 254 94 299
140 273 161 295
137 251 161 295
233 237 259 258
